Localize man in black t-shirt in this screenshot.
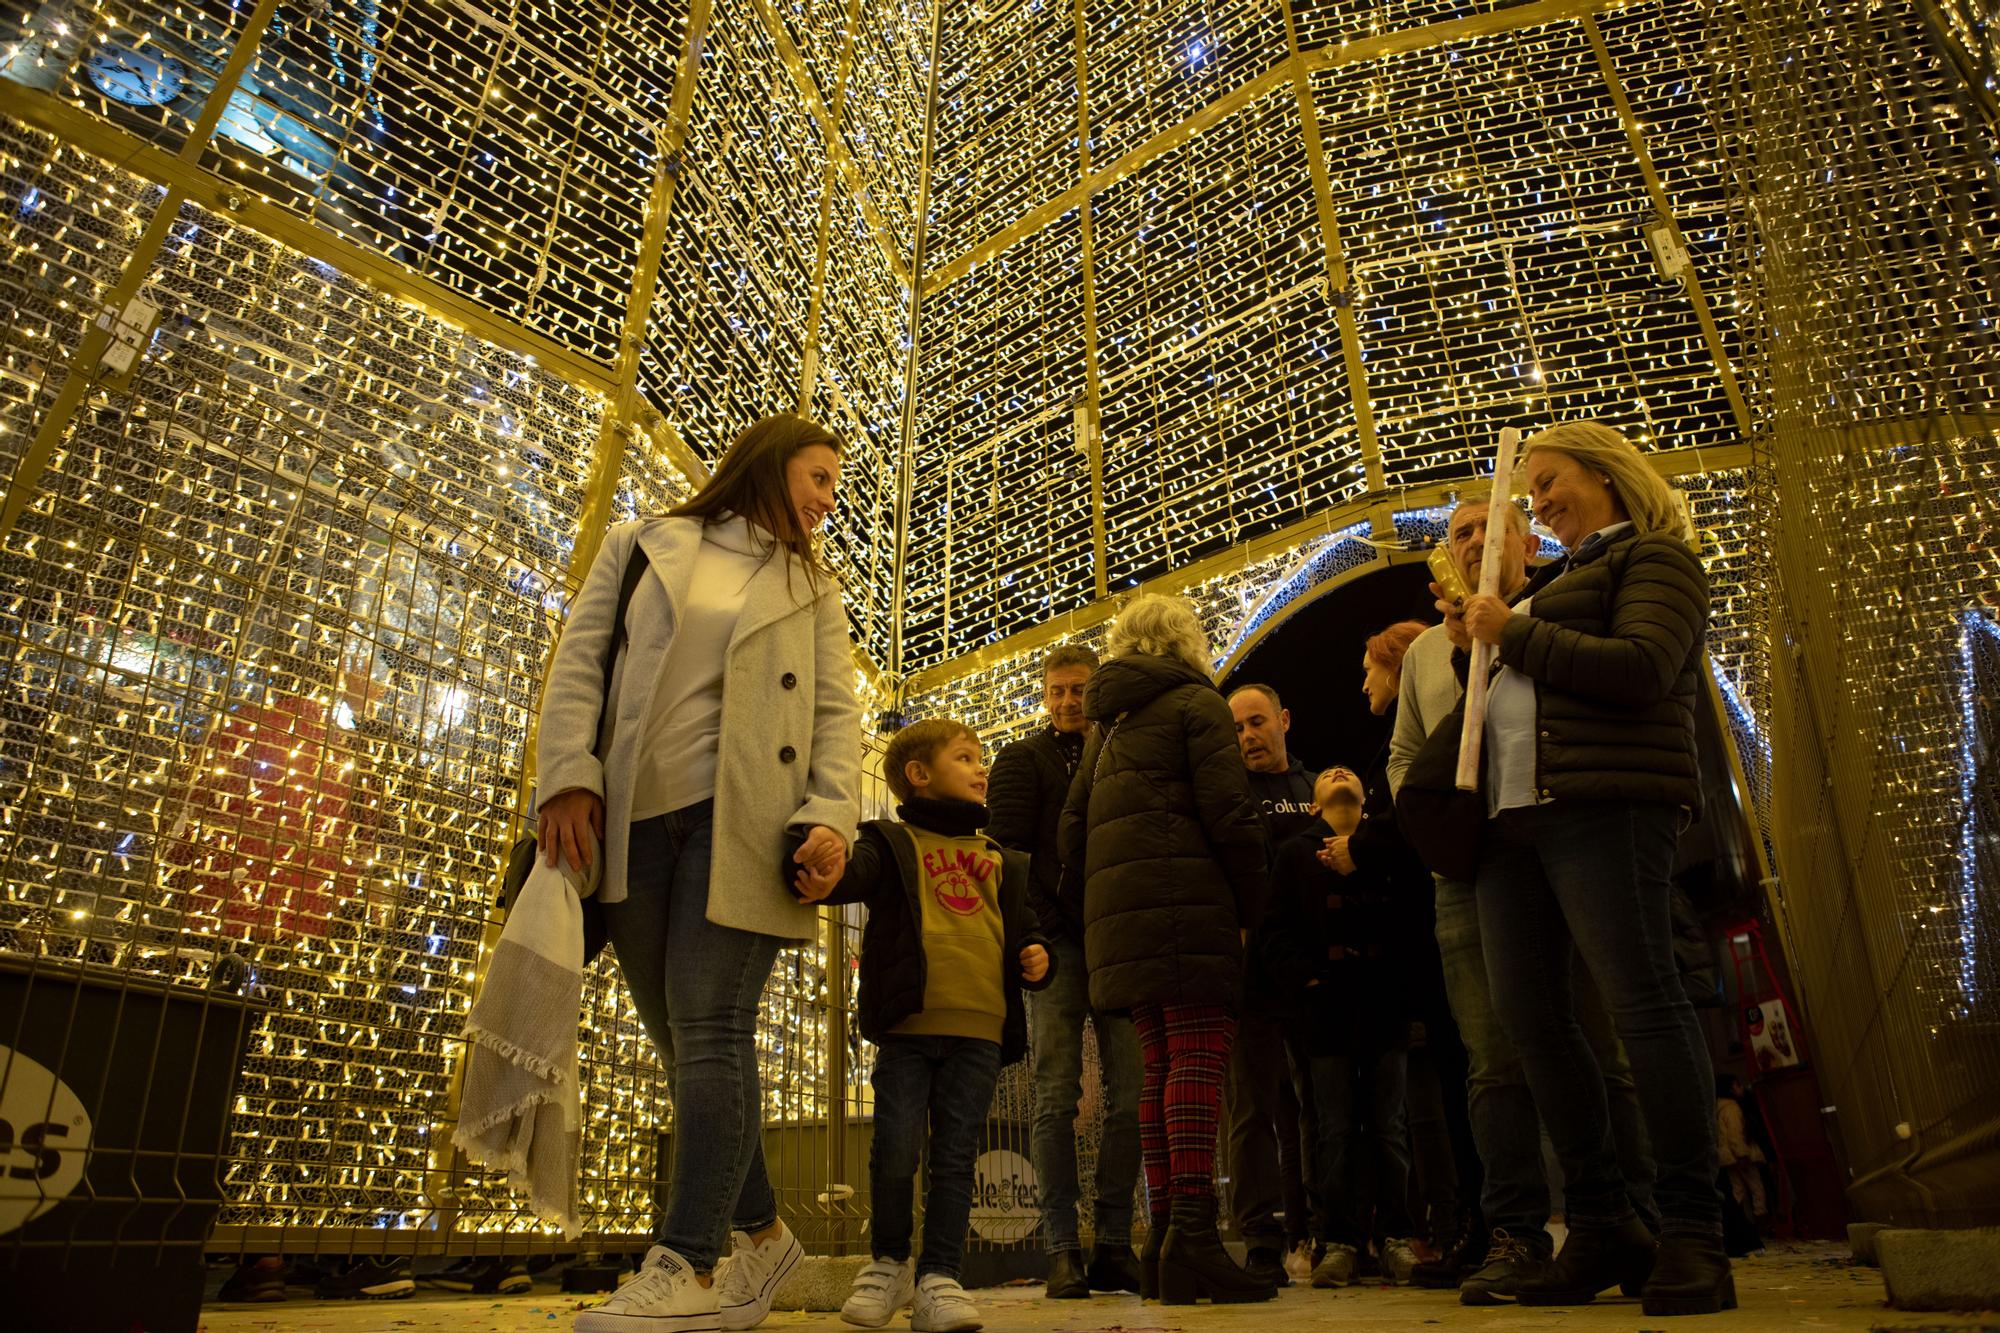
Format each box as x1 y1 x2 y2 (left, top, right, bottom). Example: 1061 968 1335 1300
1222 684 1324 1285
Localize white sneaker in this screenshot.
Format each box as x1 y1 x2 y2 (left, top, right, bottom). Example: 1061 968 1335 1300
1381 1236 1422 1284
910 1273 982 1333
1284 1239 1317 1282
840 1258 915 1328
576 1245 720 1333
1311 1241 1359 1288
715 1221 803 1331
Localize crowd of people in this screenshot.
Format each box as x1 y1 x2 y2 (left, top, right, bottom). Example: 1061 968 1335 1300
523 413 1736 1333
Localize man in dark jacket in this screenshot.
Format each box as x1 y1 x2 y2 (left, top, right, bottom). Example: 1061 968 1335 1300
988 645 1144 1296
1222 684 1323 1286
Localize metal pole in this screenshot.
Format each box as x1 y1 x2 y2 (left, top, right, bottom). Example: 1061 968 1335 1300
1278 0 1386 498
1075 0 1110 600
887 0 948 685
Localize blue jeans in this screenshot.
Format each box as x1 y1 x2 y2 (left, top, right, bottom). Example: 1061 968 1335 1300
1029 935 1142 1252
1308 1046 1412 1249
606 803 785 1269
870 1035 1003 1279
1477 801 1720 1235
1435 874 1660 1243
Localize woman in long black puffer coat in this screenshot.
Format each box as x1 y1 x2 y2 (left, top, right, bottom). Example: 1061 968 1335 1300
1059 593 1271 1307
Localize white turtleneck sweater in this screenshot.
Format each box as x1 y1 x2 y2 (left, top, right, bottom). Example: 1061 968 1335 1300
629 514 771 820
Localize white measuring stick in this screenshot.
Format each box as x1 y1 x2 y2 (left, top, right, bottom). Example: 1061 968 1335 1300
1455 426 1521 791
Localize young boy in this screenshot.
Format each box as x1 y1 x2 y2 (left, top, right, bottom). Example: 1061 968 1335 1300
1256 766 1419 1290
791 718 1054 1333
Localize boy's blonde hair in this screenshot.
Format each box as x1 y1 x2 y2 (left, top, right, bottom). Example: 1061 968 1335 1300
1106 594 1213 676
1518 421 1690 540
883 718 979 801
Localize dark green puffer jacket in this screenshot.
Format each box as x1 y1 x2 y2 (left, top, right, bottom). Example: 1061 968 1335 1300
1495 526 1709 808
1058 654 1269 1013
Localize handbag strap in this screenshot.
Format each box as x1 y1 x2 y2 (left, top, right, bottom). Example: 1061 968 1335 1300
1089 715 1124 785
592 543 653 761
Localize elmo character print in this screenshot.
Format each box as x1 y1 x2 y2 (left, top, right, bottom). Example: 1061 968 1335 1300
923 845 995 916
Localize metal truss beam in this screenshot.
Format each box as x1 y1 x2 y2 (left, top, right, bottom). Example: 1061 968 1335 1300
750 0 913 289
1281 0 1384 496
902 438 1751 695
2 0 289 536
923 0 1630 297
0 87 618 398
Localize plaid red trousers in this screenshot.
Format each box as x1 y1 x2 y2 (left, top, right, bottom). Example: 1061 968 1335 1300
1131 1003 1238 1211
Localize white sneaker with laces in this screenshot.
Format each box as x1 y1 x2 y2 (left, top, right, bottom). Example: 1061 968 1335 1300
839 1258 915 1329
715 1221 803 1331
1284 1240 1317 1283
909 1273 982 1333
1381 1236 1422 1284
576 1245 721 1333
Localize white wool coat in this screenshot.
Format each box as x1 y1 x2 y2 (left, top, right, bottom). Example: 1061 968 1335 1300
533 517 861 942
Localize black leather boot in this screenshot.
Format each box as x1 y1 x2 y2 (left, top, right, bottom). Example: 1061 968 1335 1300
1085 1243 1144 1294
1044 1249 1089 1299
1412 1217 1485 1289
1516 1215 1657 1305
1138 1215 1167 1300
1158 1196 1276 1305
1641 1230 1736 1317
1243 1245 1289 1288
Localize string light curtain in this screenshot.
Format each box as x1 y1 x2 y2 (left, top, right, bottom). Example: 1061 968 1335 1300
1704 0 2000 1225
4 0 1997 1247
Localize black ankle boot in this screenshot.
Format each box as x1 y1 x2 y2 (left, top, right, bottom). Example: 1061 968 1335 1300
1412 1216 1485 1289
1085 1243 1144 1294
1159 1196 1276 1306
1045 1249 1089 1299
1139 1215 1167 1300
1641 1230 1736 1317
1516 1215 1657 1305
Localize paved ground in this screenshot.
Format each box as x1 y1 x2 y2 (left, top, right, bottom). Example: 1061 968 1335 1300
198 1244 2000 1332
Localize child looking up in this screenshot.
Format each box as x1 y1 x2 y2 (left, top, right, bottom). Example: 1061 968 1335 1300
792 719 1054 1333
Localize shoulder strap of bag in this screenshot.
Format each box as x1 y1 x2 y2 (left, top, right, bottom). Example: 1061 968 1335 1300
592 544 652 759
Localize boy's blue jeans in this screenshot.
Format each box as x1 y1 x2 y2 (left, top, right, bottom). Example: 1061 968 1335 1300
870 1034 1004 1279
605 802 785 1270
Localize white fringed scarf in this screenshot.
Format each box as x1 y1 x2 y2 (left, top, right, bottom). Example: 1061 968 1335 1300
452 840 597 1238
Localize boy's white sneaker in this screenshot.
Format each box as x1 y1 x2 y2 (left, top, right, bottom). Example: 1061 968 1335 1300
840 1258 915 1328
576 1245 720 1333
910 1273 982 1333
715 1220 803 1330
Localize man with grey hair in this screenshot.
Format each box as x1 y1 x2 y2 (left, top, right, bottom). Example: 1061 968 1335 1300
1391 497 1659 1304
989 643 1144 1297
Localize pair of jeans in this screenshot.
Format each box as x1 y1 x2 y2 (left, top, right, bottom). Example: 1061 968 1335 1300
1309 1045 1413 1249
1223 1010 1310 1250
1435 872 1659 1244
605 803 785 1269
1029 935 1143 1253
1477 801 1720 1235
869 1035 1004 1279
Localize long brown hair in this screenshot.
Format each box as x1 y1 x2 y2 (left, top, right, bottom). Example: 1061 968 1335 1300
668 413 843 592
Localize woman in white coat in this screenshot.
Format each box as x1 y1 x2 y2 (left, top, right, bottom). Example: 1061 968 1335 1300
539 415 862 1333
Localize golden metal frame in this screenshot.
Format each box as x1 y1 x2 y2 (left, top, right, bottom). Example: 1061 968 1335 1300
902 439 1751 695
751 0 913 289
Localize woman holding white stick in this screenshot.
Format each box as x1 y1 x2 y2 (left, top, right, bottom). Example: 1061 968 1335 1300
1436 422 1727 1318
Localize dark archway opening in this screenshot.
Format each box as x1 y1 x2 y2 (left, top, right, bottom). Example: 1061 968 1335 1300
1217 562 1437 775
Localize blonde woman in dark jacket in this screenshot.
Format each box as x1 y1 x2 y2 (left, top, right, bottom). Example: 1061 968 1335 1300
1059 594 1272 1307
1442 421 1726 1318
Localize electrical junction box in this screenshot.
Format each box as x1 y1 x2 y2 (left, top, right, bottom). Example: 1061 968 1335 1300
94 293 161 381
